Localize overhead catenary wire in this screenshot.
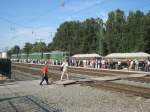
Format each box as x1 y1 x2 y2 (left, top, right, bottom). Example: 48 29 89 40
61 0 109 21
1 0 69 43
0 0 64 32
11 0 106 43
0 0 107 35
1 0 109 51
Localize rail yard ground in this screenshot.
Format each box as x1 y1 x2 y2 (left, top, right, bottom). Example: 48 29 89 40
0 63 150 112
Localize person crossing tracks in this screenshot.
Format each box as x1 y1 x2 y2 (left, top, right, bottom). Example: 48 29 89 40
40 63 50 85
60 59 69 81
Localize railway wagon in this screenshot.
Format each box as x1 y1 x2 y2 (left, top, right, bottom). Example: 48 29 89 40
50 51 68 61
11 53 29 61
28 53 43 60
11 51 69 62
11 54 18 59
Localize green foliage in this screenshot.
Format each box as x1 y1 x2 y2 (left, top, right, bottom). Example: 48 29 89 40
31 42 47 52
125 10 146 52
7 45 20 58
50 9 149 55
23 43 33 58
144 11 150 53
23 43 33 54
13 45 20 55
49 18 104 55
105 9 126 53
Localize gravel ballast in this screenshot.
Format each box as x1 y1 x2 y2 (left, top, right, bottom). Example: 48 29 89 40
0 79 150 112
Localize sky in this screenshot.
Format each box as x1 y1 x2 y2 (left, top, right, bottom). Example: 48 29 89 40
0 0 150 51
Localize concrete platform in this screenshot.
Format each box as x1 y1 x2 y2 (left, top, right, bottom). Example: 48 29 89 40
126 74 147 77
90 74 148 81
118 74 148 79
90 76 120 81
54 80 76 85
77 79 93 82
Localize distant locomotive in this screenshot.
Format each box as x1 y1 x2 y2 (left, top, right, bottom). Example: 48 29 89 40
11 51 69 62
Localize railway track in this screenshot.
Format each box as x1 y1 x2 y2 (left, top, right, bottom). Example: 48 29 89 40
82 81 150 98
12 63 150 83
12 63 150 98
126 76 150 83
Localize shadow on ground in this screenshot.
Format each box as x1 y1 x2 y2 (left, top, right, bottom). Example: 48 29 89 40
0 95 63 112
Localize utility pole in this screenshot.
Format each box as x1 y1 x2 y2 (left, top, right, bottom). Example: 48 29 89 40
96 18 103 55
99 23 102 55
98 21 106 56
66 28 70 57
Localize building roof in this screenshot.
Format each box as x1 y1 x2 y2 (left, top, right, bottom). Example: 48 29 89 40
72 53 102 59
105 52 150 59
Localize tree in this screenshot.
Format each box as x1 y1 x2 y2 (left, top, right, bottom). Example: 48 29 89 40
126 10 146 52
12 45 20 58
31 42 47 52
50 18 105 55
23 43 33 59
105 9 126 53
144 11 150 53
31 42 47 59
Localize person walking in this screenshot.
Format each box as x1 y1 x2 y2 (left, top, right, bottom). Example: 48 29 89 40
60 59 69 81
135 59 139 71
40 63 49 85
118 60 121 70
145 59 150 72
101 59 105 69
129 60 133 70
